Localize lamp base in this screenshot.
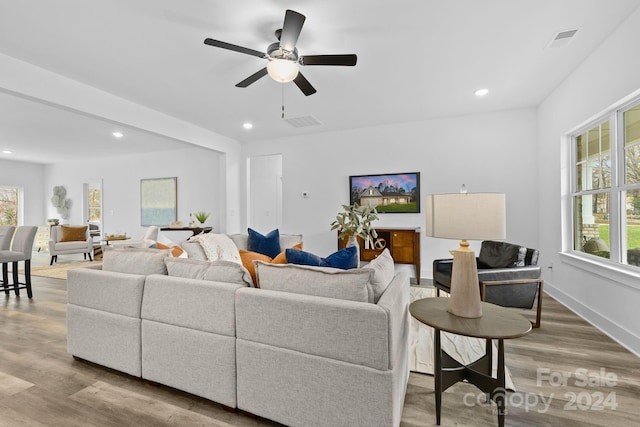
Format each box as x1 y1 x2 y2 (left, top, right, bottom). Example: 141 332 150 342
447 240 482 318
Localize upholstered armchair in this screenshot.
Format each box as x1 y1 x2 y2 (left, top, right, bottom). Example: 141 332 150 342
433 240 543 327
49 225 94 265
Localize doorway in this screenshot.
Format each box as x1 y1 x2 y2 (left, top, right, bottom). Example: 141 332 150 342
83 181 103 242
247 154 282 232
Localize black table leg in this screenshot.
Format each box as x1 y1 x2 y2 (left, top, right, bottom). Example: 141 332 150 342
496 339 506 427
434 328 442 425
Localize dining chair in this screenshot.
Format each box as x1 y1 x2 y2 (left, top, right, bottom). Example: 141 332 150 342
0 226 37 297
0 225 16 292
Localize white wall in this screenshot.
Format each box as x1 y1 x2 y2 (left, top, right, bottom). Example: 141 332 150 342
44 146 222 240
538 8 640 355
0 159 46 226
0 53 243 234
242 108 539 279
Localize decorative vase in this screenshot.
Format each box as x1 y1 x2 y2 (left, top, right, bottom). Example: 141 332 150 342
346 235 360 267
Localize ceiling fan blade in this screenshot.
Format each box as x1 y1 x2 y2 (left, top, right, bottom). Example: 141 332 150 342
293 72 317 96
279 10 305 52
204 38 265 59
235 68 268 87
301 54 357 66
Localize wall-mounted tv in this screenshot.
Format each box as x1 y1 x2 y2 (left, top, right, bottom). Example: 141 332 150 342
349 172 420 213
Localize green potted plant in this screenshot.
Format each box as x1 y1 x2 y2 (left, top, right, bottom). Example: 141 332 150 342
194 211 210 225
330 203 379 261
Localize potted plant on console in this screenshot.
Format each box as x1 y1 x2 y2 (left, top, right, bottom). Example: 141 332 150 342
330 202 379 265
194 211 210 225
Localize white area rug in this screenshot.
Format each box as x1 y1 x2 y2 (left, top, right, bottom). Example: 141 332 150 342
409 286 516 391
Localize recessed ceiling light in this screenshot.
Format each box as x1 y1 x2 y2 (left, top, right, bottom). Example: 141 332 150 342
243 122 253 130
2 150 12 154
475 88 489 97
112 131 124 138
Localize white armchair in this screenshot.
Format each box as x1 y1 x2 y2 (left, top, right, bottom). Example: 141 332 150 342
49 225 93 265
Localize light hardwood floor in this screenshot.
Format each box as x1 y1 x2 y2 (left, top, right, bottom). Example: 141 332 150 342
1 262 638 426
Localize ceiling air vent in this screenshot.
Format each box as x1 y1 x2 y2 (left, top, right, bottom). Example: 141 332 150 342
284 115 322 128
546 29 579 49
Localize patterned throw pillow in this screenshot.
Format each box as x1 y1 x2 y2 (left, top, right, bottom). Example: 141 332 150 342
189 233 242 264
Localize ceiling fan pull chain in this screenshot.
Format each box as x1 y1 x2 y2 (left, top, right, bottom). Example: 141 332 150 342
282 84 285 119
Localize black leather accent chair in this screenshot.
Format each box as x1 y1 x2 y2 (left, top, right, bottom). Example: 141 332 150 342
433 240 544 328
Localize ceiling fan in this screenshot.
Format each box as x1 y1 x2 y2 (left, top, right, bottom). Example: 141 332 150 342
204 9 357 96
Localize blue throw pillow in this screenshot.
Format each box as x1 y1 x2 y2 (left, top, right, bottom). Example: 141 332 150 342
247 228 281 258
286 246 358 270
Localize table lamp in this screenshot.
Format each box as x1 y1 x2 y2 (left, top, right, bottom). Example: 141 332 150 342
426 191 506 318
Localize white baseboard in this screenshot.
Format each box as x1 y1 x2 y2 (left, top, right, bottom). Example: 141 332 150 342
544 281 640 357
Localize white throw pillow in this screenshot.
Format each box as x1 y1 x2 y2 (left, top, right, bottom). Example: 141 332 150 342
362 248 395 302
189 233 242 264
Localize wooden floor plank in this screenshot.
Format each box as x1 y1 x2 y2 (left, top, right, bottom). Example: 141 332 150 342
1 270 638 426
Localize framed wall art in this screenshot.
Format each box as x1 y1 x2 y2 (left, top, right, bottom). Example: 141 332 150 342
140 177 177 226
349 172 420 213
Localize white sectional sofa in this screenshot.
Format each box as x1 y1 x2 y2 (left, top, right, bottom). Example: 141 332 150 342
66 235 410 427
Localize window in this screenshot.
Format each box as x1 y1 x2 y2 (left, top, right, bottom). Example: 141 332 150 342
570 99 640 268
88 187 101 223
0 186 19 226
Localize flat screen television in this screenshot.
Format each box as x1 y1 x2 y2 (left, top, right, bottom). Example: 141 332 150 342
349 172 420 213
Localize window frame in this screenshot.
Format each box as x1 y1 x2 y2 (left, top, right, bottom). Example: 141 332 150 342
565 93 640 281
0 186 22 226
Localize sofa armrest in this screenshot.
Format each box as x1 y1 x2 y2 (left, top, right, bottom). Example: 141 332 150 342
67 267 145 318
477 265 541 282
236 288 391 370
433 258 454 274
375 272 409 370
433 258 454 288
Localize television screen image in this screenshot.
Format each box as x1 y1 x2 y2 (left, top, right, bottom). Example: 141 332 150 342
349 172 420 213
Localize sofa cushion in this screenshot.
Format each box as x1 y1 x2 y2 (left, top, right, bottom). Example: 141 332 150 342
189 233 242 264
478 241 527 269
255 262 373 302
286 246 358 270
247 228 281 258
362 248 395 302
59 225 87 242
102 247 169 275
165 257 251 286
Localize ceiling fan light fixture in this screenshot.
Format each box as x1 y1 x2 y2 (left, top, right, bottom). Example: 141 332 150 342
267 59 299 83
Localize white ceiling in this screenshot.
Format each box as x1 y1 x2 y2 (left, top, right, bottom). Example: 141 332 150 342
1 0 640 164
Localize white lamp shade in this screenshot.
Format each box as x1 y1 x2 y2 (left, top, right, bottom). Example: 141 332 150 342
425 193 506 241
267 59 299 83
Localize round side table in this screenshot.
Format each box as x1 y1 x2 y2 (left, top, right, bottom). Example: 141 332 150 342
410 298 532 427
